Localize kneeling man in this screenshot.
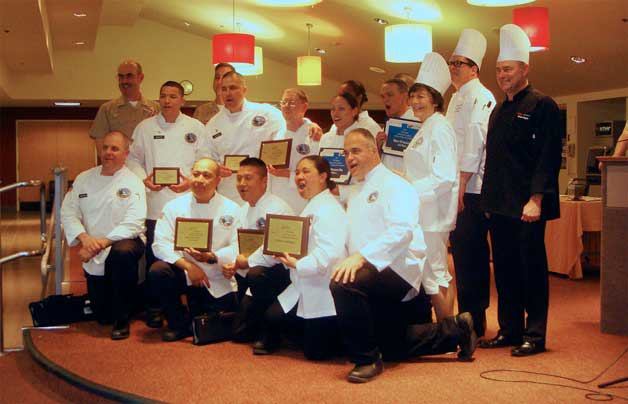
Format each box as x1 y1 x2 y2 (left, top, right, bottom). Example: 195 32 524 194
61 131 147 340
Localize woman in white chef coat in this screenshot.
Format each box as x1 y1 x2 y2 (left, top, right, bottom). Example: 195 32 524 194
251 155 348 360
403 53 459 321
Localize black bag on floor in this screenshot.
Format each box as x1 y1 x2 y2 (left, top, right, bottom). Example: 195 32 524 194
29 294 95 327
192 311 235 345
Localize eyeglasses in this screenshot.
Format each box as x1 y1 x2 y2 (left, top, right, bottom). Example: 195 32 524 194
279 100 298 107
448 60 474 68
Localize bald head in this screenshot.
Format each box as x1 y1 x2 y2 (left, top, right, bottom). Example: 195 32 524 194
190 158 221 202
193 158 219 175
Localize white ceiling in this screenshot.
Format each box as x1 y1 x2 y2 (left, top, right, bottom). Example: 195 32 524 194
1 0 627 106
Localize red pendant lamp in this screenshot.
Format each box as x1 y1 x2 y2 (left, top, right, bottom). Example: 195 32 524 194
513 6 550 52
212 0 255 64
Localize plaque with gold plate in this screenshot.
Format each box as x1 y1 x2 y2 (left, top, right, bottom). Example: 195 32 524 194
174 218 212 252
259 139 293 169
262 214 309 258
153 167 180 186
237 229 265 258
223 155 249 173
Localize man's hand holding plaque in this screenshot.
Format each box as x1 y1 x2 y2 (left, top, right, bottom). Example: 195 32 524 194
223 155 248 173
259 139 293 169
153 167 180 186
263 214 309 259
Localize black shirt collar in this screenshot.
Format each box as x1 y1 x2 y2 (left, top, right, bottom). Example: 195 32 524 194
505 84 532 104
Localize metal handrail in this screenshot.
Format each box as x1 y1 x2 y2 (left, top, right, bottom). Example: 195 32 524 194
0 179 48 353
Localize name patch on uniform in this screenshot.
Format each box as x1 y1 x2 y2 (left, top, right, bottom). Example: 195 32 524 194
117 188 131 199
219 215 234 227
154 135 165 139
212 132 223 139
78 193 88 199
296 143 310 155
252 115 266 127
367 191 379 203
516 112 531 120
256 217 266 230
185 133 197 143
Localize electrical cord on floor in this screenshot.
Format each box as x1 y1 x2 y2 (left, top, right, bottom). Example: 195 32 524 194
479 346 628 401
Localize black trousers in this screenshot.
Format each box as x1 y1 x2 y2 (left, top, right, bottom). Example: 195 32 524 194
331 265 461 365
148 261 237 331
232 264 291 342
263 301 340 361
84 238 144 324
450 193 491 336
489 213 549 345
143 219 160 310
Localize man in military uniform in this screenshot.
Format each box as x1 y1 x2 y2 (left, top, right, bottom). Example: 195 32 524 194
193 63 235 125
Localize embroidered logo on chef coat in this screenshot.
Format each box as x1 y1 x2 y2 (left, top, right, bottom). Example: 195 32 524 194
516 112 531 120
367 191 379 203
252 115 266 127
78 193 88 199
219 215 234 227
117 188 131 199
185 132 197 143
212 132 223 139
296 143 310 155
255 217 266 230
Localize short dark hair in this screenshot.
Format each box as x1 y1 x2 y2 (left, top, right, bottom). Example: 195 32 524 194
335 92 359 110
222 70 244 83
341 80 368 106
383 78 409 94
299 155 335 191
239 157 267 177
393 72 415 89
215 62 235 73
160 81 184 97
409 83 445 112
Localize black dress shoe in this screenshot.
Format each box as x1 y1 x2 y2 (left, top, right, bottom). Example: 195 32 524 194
146 309 163 328
455 312 478 361
511 341 546 357
347 358 384 383
252 339 279 355
111 320 130 340
478 334 522 349
162 327 192 342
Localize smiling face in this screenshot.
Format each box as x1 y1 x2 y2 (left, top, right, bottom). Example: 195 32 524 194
280 89 308 122
100 132 129 175
190 159 220 202
236 165 267 205
409 86 437 123
380 82 408 118
496 61 529 99
295 158 328 200
117 62 143 100
330 95 358 131
343 130 380 181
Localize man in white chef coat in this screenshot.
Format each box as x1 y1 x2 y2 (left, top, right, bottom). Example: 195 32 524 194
148 158 241 342
222 157 294 341
331 129 477 383
127 80 207 327
61 131 146 340
204 71 286 205
446 28 496 338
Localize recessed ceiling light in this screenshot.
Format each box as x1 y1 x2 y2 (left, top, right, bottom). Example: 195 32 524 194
374 18 389 25
315 48 326 54
369 66 386 74
73 12 87 17
184 21 191 27
74 41 86 45
570 56 587 64
54 102 81 107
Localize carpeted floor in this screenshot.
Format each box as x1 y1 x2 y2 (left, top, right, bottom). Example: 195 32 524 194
9 274 628 404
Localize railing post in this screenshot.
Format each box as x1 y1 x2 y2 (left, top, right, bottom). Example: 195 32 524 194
53 168 67 295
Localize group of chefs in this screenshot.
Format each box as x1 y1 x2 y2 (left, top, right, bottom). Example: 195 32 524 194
61 21 562 383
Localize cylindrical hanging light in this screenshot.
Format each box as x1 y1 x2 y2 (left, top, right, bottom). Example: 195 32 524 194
467 0 535 6
513 6 550 52
385 24 432 63
297 56 321 86
211 0 255 64
297 23 321 86
231 46 264 76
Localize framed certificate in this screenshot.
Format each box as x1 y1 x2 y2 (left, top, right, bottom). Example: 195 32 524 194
383 117 421 157
153 167 180 185
224 155 248 172
319 148 351 185
263 214 309 259
174 218 212 252
237 229 265 258
259 139 293 169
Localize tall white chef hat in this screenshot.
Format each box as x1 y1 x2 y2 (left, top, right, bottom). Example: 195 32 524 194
452 28 487 69
497 23 531 64
415 52 451 96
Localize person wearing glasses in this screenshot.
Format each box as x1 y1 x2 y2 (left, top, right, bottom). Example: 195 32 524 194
193 63 235 125
446 29 496 338
403 53 459 321
269 88 321 214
